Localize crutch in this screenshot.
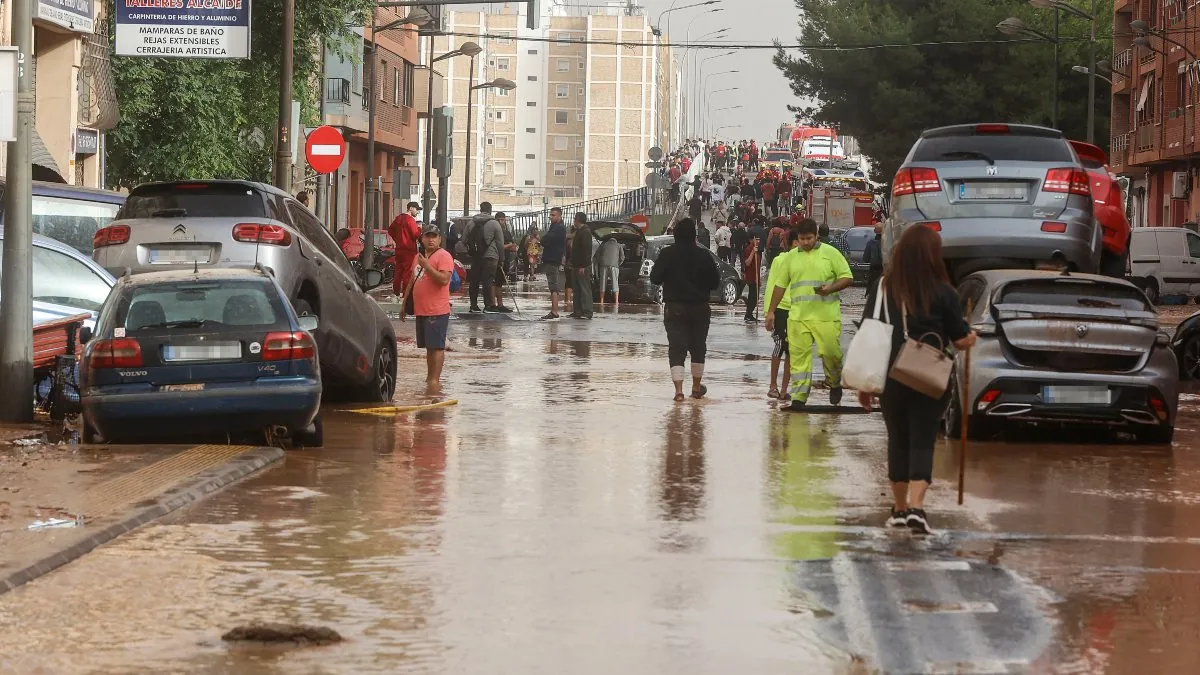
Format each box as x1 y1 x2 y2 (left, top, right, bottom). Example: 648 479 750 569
497 263 525 319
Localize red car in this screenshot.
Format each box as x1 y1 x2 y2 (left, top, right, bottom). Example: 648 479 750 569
339 227 395 261
1070 140 1130 277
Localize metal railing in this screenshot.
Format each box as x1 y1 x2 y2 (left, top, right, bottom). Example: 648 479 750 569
362 85 371 110
1110 132 1130 166
326 78 351 105
1113 48 1132 79
1135 123 1156 151
506 187 671 234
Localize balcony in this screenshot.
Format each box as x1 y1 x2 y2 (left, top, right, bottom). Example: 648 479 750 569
325 77 351 105
399 104 413 126
1113 48 1132 86
1135 123 1156 152
1111 132 1130 168
363 85 371 110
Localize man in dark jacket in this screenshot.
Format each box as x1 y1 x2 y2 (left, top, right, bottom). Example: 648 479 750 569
649 217 720 401
540 207 568 320
862 223 884 291
569 212 595 319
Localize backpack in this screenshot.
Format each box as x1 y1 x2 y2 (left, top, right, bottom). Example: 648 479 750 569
449 266 462 292
466 220 488 257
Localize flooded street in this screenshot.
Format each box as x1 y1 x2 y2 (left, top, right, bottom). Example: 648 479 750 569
3 289 1200 673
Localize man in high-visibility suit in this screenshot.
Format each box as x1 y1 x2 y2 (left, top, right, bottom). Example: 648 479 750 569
765 218 854 411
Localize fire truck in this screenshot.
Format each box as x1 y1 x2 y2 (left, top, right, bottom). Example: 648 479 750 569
801 167 876 229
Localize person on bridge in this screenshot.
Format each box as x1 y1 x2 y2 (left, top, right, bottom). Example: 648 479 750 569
650 218 719 402
765 218 854 411
858 225 976 534
388 201 423 298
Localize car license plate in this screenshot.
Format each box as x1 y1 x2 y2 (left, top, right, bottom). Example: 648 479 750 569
161 383 205 392
958 182 1026 200
149 248 211 264
1043 385 1111 405
163 343 241 361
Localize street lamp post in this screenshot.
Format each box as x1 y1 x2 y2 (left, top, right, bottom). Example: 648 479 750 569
681 15 724 139
689 28 728 137
696 49 734 138
707 104 742 139
1072 65 1113 86
463 77 517 217
420 40 483 233
363 6 432 272
656 0 720 152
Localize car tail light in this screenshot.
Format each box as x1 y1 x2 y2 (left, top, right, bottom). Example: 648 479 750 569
262 331 316 361
976 388 1001 412
1043 168 1090 196
93 224 131 249
1041 221 1068 233
919 221 942 232
974 124 1010 134
1149 391 1169 421
892 167 941 196
232 223 292 246
90 338 143 368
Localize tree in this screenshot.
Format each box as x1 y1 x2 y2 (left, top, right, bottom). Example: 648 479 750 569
776 0 1112 183
104 0 372 189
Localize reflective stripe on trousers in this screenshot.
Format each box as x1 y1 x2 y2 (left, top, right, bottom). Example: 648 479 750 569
787 320 844 403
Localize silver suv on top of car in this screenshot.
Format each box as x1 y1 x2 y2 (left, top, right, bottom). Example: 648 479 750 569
91 180 396 402
884 123 1100 281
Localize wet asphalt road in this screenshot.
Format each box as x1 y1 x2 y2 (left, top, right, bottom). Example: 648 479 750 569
3 286 1200 673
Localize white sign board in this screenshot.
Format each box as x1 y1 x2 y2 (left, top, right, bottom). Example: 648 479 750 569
0 48 17 143
115 0 252 59
38 0 95 34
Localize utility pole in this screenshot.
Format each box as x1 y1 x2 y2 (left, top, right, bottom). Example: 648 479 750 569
364 9 380 272
0 0 34 421
275 0 295 192
316 39 329 230
421 37 436 225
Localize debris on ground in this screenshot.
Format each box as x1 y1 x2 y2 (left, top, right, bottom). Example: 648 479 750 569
221 623 343 646
26 515 83 531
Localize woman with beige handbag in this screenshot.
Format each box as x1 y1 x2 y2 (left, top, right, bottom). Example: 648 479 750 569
857 225 976 534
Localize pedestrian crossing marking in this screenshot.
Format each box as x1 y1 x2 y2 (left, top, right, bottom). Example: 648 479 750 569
902 600 998 615
886 560 971 572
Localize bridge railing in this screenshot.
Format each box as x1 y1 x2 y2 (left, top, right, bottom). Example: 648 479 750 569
507 186 671 234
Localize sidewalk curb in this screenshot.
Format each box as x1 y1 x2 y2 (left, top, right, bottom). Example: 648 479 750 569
0 446 285 596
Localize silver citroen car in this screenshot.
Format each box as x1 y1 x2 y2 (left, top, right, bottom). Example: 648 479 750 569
946 269 1178 444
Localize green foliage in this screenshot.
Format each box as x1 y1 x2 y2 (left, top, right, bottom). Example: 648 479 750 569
776 0 1113 181
105 0 371 189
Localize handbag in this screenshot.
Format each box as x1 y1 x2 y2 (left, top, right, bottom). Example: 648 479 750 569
888 305 954 399
843 281 894 394
404 266 423 315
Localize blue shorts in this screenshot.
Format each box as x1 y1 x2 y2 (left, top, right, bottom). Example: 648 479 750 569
415 314 450 350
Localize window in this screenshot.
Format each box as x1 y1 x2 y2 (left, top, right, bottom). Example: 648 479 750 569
487 138 493 145
1178 69 1188 109
403 62 415 106
578 86 585 97
554 136 568 151
525 180 536 186
576 139 584 149
393 67 401 105
496 136 510 149
495 57 510 71
119 183 266 219
526 127 537 133
555 32 571 45
287 203 353 275
495 110 508 122
379 60 387 100
911 134 1073 163
528 75 538 82
526 153 536 159
577 113 585 122
557 59 571 72
576 165 584 174
496 87 510 97
494 161 509 176
554 189 566 198
118 281 284 332
31 195 119 255
578 60 585 70
528 49 538 55
527 101 537 106
1189 232 1200 259
494 31 513 44
555 110 568 124
556 84 570 98
4 245 112 312
554 163 568 176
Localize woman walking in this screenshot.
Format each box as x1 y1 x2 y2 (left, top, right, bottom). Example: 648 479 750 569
649 218 720 401
858 225 976 534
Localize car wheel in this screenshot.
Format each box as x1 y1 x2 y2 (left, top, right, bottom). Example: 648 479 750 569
1099 250 1127 279
1142 279 1160 305
360 340 396 402
291 414 324 449
82 421 99 445
1136 424 1175 445
720 280 739 305
1180 335 1200 380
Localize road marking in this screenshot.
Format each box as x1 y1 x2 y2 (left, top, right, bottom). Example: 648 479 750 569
830 555 882 666
902 600 999 615
347 399 459 416
926 660 1029 674
886 560 971 572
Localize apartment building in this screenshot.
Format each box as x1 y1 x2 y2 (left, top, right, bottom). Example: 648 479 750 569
1109 0 1200 228
1 0 117 188
430 2 678 216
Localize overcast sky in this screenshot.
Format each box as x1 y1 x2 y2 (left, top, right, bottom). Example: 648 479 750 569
638 0 803 143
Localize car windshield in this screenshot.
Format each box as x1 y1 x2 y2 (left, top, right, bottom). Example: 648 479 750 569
116 279 285 332
765 151 791 161
912 134 1073 163
0 244 113 311
32 195 121 256
843 228 875 252
118 184 267 219
590 224 639 239
998 279 1151 312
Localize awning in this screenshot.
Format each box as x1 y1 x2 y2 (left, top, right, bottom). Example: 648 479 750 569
31 129 66 183
1136 76 1152 111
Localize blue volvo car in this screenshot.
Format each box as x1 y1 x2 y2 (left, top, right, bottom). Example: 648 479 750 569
79 267 323 446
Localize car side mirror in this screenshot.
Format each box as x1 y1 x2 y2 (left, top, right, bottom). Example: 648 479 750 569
297 315 319 333
361 268 385 290
79 326 92 344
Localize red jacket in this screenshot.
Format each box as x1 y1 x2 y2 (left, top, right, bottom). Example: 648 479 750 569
388 213 421 258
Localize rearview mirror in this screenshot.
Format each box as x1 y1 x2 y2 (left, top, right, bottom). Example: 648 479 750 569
297 315 319 333
361 269 384 290
79 326 92 344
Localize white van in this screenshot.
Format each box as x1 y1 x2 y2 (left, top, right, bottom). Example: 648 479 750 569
1128 227 1200 302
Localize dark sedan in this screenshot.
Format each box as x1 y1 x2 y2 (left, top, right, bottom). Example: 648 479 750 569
627 235 744 305
841 226 876 283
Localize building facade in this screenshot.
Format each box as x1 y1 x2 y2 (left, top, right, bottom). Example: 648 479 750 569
1110 0 1200 228
428 2 678 217
1 0 117 188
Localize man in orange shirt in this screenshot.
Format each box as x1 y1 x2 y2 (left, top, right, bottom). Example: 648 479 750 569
388 201 423 297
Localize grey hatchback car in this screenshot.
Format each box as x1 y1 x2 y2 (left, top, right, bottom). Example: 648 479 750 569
947 270 1178 444
884 124 1100 281
91 180 396 402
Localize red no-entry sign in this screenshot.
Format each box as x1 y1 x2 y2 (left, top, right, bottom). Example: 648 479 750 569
305 125 347 174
